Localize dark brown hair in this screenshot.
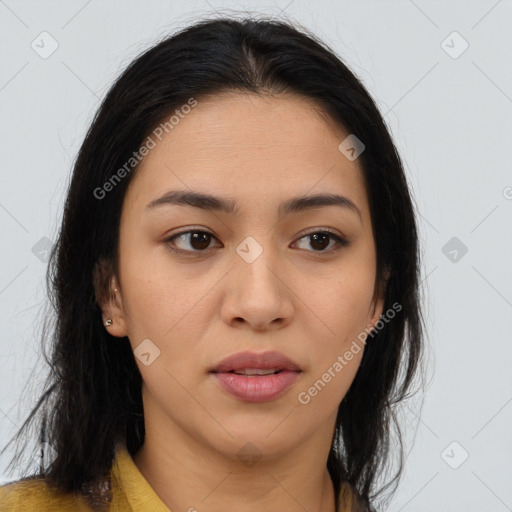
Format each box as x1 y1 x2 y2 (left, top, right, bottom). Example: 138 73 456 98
2 15 425 512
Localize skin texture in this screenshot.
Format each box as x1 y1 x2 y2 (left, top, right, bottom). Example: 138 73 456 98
99 92 385 512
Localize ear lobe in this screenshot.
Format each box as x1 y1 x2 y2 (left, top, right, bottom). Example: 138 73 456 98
92 258 128 338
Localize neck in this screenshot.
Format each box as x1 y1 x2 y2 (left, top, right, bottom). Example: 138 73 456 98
133 402 338 512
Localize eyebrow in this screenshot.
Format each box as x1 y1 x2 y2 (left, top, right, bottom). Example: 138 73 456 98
145 189 362 220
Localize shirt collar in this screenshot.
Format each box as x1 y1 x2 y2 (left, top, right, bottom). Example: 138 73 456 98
111 444 170 511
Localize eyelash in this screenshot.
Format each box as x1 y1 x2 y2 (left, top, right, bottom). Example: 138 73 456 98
163 227 350 256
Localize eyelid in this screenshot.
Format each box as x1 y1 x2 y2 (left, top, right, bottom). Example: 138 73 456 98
164 226 349 255
299 226 347 241
163 226 220 256
294 227 350 252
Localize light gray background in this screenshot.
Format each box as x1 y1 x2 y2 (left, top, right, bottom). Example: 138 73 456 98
1 1 511 510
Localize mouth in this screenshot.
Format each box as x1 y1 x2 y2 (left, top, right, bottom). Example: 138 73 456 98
210 350 302 374
209 351 302 402
210 370 301 402
223 368 285 376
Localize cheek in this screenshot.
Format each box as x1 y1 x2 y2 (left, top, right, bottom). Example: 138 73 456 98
332 278 375 334
118 257 214 377
297 253 376 390
312 256 376 335
294 281 371 413
118 235 192 332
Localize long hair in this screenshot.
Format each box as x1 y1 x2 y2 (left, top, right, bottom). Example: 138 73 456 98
1 15 425 511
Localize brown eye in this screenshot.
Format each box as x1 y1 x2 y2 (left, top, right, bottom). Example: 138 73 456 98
187 231 212 250
309 233 330 251
165 230 218 253
294 230 349 253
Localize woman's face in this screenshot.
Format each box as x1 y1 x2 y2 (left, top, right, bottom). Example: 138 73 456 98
104 92 384 462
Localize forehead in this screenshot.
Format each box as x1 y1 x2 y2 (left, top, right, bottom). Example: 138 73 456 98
164 91 348 153
124 92 368 217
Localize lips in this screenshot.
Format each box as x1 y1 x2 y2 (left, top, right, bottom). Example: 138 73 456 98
210 350 302 402
210 350 301 374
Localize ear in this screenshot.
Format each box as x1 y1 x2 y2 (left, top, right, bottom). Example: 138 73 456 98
92 257 128 338
368 266 390 329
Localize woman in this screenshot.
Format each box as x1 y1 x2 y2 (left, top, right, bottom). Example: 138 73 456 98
0 15 424 512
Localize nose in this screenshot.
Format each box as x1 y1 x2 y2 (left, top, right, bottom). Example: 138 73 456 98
220 240 294 331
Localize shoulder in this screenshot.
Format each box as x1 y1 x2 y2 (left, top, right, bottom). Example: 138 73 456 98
0 477 92 511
